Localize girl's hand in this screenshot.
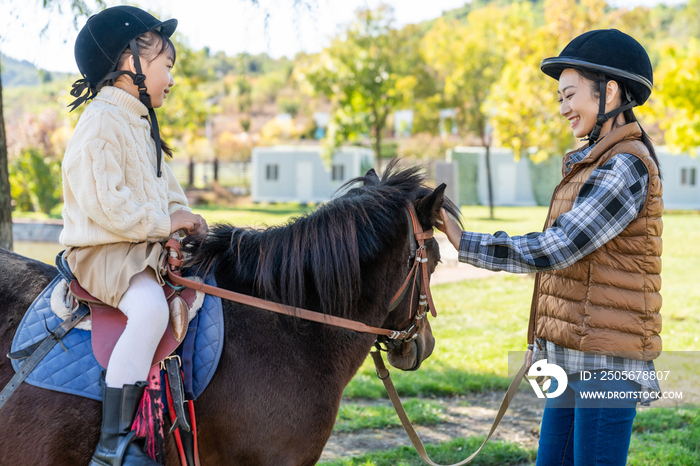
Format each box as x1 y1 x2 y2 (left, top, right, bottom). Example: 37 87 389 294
170 210 208 238
437 208 463 251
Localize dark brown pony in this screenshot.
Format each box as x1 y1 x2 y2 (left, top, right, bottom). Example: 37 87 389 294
0 163 459 465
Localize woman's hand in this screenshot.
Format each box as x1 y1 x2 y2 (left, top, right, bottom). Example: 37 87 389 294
436 208 463 251
170 210 208 238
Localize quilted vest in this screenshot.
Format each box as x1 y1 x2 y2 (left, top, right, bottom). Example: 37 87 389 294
527 122 663 361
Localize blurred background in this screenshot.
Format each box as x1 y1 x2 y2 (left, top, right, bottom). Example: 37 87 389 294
3 1 699 223
2 2 699 464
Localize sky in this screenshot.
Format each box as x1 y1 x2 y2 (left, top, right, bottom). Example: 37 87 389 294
0 0 688 74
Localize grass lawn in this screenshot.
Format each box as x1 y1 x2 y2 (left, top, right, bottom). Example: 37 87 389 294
333 399 447 432
320 437 537 466
317 404 700 466
628 406 700 465
191 202 315 227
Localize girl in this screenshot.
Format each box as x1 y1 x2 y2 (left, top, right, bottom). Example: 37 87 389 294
60 6 207 466
439 29 662 465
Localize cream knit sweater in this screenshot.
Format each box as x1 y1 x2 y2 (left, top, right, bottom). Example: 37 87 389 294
60 86 190 247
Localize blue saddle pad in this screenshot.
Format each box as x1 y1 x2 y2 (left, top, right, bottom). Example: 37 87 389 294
10 273 223 402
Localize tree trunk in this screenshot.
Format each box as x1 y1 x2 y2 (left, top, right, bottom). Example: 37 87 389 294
485 143 494 220
213 158 219 183
189 159 195 188
0 61 13 250
477 116 495 221
373 123 382 174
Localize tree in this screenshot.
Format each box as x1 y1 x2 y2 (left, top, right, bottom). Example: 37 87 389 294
422 7 508 218
297 5 412 172
0 0 104 250
488 0 608 164
158 34 217 187
647 38 700 155
9 148 62 214
0 65 10 250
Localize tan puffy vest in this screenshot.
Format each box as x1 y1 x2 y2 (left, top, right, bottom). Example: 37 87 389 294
527 123 663 361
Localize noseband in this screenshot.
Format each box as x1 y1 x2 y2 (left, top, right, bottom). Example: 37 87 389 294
164 203 438 344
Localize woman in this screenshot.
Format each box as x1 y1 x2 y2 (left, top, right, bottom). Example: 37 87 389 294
439 29 662 465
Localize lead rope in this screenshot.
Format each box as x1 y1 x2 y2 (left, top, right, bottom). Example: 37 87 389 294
371 350 528 466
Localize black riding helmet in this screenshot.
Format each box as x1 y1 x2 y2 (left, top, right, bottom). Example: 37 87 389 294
69 5 178 177
540 29 653 143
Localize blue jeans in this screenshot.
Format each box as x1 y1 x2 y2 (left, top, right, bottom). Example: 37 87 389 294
535 370 639 466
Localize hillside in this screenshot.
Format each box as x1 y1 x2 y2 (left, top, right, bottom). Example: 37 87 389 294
0 53 41 86
1 53 74 87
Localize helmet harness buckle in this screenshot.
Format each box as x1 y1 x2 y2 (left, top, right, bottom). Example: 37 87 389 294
128 38 162 177
589 72 637 144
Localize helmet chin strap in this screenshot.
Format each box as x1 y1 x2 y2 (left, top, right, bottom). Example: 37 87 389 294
129 39 163 178
95 39 163 177
588 73 637 144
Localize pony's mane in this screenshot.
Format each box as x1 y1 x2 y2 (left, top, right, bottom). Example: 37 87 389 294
185 160 457 318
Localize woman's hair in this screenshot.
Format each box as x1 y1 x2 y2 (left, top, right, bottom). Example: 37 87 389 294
575 68 661 179
98 30 177 157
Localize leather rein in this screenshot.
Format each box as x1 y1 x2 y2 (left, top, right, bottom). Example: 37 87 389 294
164 203 437 342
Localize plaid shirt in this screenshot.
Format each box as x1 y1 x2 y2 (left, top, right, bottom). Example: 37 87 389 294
458 145 649 273
457 142 661 403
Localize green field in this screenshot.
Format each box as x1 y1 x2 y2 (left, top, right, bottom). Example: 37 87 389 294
12 204 700 464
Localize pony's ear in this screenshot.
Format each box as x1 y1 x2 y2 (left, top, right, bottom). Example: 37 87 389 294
415 184 446 229
364 168 380 185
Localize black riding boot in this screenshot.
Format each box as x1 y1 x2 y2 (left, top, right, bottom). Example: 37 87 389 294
89 381 159 466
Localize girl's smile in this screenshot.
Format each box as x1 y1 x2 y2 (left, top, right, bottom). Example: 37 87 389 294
142 53 175 108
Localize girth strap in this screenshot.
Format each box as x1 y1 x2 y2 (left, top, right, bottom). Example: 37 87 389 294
164 359 200 466
164 356 191 433
0 304 90 411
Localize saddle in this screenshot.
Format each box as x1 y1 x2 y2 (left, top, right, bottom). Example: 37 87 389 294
55 251 200 369
4 252 220 466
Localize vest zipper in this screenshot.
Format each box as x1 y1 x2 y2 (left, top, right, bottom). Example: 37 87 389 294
526 157 588 345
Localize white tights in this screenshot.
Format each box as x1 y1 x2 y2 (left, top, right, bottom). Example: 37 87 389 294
104 269 169 388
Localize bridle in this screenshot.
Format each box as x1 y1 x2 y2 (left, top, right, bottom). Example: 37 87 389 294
164 202 438 344
376 203 437 350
